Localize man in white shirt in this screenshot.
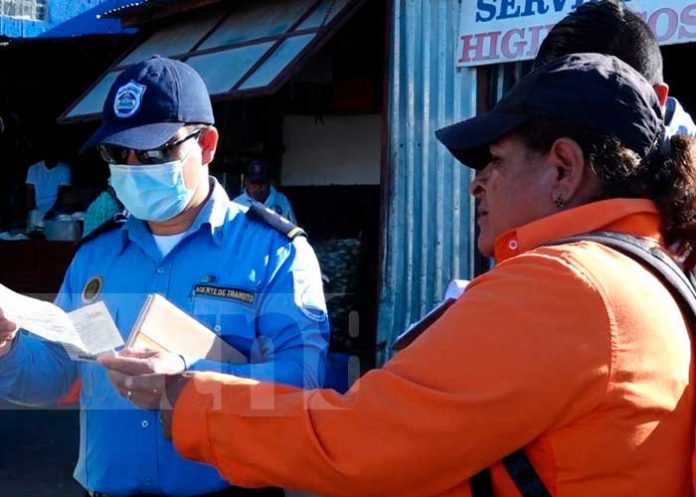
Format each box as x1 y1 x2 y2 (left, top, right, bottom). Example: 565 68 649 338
234 159 297 224
25 157 72 216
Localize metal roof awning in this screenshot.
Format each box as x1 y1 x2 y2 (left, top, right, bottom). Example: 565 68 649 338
61 0 364 123
99 0 222 27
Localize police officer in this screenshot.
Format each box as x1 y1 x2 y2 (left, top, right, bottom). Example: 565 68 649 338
0 56 328 497
234 159 297 224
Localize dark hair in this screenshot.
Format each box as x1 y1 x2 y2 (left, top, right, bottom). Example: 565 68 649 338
515 117 696 270
536 0 664 85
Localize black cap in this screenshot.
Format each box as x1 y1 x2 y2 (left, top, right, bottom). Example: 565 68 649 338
246 159 271 182
435 53 664 169
82 55 215 152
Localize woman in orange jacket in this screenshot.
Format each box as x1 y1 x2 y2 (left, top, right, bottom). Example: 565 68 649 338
87 53 696 496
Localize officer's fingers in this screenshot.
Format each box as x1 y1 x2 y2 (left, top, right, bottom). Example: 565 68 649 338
129 374 165 396
106 372 151 408
120 348 158 359
0 328 18 342
129 393 160 410
105 368 128 391
0 315 18 335
98 355 152 375
0 329 19 355
128 375 165 410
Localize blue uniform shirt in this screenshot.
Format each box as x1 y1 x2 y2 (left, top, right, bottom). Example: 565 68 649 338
665 96 696 138
234 186 297 224
0 179 329 497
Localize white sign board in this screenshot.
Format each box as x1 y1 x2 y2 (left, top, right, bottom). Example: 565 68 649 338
458 0 696 67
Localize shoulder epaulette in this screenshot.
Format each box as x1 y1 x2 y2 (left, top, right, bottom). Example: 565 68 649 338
246 201 306 240
75 212 127 249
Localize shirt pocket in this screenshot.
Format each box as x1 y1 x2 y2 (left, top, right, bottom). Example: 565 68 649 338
191 294 256 354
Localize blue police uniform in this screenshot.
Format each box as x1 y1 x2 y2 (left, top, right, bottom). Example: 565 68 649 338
0 179 329 496
665 96 696 138
234 186 296 224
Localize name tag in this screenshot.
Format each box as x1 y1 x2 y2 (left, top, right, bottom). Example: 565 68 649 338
194 285 255 305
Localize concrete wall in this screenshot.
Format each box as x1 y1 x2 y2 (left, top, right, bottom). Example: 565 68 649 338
281 114 382 186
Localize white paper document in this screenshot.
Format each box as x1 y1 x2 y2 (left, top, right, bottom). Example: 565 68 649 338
0 284 123 361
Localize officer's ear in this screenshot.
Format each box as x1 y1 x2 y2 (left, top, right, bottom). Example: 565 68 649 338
653 83 669 108
199 126 219 166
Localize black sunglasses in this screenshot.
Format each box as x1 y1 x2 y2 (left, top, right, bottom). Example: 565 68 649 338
98 128 205 165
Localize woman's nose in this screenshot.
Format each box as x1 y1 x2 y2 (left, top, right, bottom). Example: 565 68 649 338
470 174 486 197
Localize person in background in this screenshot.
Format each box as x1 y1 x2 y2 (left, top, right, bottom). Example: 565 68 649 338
92 54 696 496
82 181 124 236
535 0 696 138
234 159 297 224
25 151 72 221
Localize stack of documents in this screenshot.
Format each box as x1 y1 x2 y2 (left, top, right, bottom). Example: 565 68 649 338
0 284 123 361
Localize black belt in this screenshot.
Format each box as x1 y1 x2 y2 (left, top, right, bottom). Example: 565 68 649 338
88 487 284 497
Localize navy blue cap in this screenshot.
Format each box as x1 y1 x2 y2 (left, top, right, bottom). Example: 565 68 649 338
436 53 664 169
81 55 215 152
246 159 271 182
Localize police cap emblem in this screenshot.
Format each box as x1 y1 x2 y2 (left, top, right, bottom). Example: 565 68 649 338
114 81 147 119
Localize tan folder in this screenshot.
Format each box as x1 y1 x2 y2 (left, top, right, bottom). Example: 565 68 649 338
125 294 247 364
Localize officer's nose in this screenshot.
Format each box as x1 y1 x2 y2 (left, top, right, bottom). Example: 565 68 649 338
125 150 141 166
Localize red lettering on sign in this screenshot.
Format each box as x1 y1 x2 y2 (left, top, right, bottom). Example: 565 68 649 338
459 4 696 67
526 24 553 57
502 28 526 59
648 8 678 42
458 31 501 63
680 4 696 40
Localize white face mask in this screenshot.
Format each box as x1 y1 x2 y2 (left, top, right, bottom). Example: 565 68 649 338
109 153 197 222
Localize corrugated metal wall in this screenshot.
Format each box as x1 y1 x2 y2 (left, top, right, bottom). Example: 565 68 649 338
377 0 478 361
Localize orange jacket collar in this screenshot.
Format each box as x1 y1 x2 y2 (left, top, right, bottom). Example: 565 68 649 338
494 198 663 262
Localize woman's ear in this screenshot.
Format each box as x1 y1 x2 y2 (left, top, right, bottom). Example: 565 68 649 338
199 126 219 166
547 137 594 206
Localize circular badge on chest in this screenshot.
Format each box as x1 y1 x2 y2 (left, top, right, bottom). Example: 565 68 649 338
82 276 103 304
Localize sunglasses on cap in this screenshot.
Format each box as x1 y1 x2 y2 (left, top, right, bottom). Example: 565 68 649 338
97 128 205 165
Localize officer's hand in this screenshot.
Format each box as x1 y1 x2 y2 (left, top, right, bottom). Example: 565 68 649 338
0 308 19 358
98 349 186 410
159 373 193 441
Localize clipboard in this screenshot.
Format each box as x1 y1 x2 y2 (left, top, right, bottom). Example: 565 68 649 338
126 294 247 364
392 298 458 351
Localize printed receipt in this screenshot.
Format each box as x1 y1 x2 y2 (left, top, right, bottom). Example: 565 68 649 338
0 284 124 361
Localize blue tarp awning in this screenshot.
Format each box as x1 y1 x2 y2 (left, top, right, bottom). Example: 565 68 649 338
38 0 138 38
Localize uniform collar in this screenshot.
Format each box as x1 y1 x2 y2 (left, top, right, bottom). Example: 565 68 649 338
243 185 276 207
189 177 233 243
119 177 235 253
494 198 663 262
265 185 277 206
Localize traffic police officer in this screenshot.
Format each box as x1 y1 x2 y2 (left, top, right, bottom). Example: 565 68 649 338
234 159 297 224
0 56 328 497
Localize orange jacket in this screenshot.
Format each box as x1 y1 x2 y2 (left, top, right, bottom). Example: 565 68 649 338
173 198 694 497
